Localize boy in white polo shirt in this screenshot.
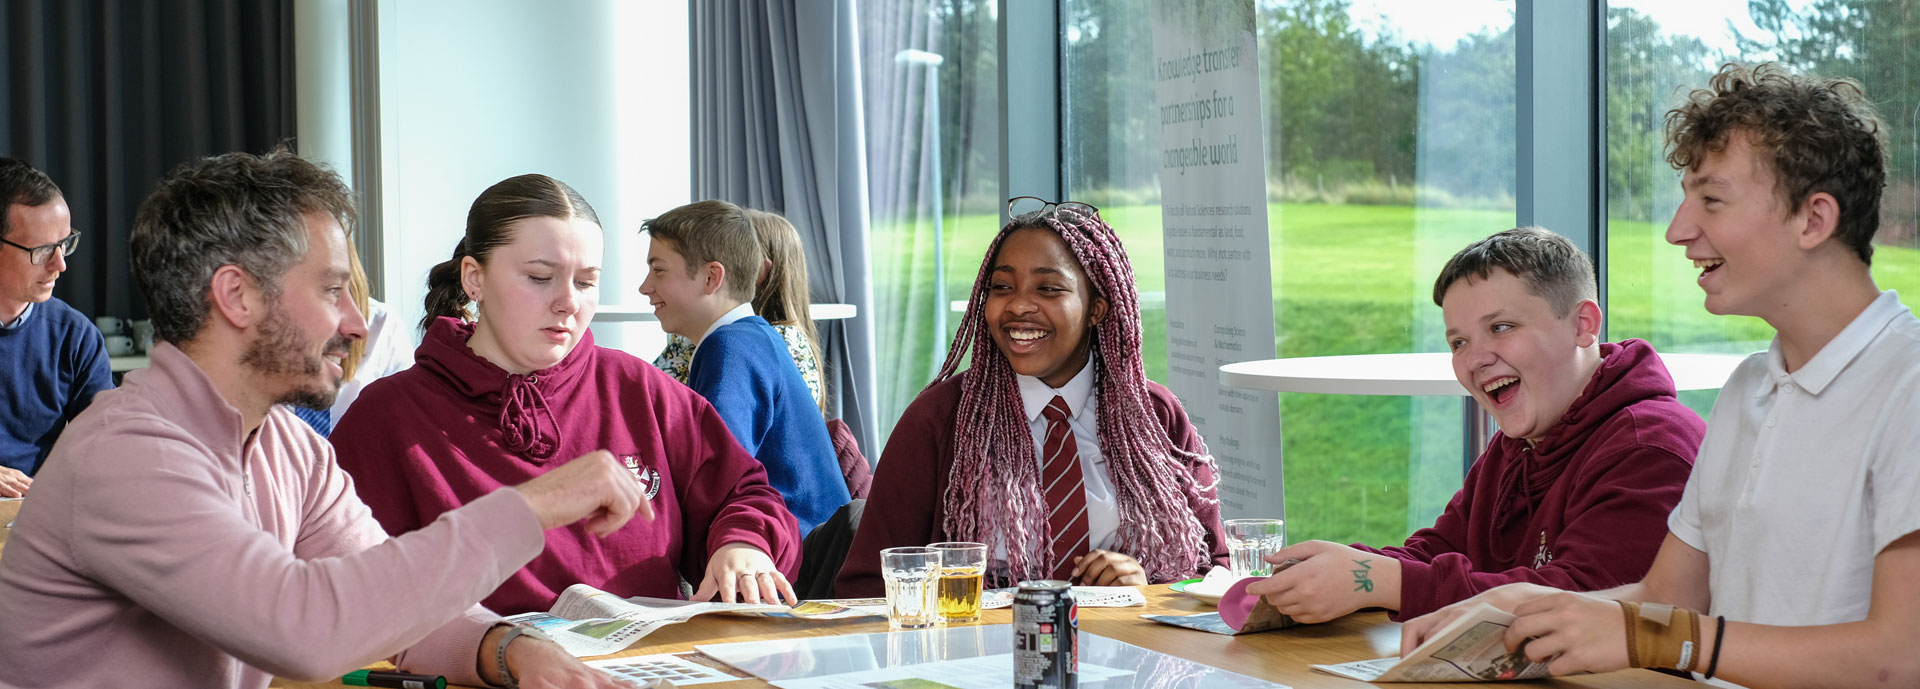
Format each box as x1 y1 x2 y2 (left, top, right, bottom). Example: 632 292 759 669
1401 63 1920 688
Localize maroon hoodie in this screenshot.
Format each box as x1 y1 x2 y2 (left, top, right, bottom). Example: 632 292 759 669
332 318 801 614
1362 338 1703 620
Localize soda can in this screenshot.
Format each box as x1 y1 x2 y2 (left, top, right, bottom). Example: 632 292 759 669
1013 580 1077 689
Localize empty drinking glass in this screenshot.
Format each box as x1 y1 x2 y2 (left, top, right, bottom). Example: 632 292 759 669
1224 518 1286 578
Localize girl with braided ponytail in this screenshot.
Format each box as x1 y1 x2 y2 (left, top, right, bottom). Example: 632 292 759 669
331 174 803 614
836 199 1227 596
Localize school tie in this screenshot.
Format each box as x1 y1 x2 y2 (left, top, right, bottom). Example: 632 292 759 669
1040 395 1091 580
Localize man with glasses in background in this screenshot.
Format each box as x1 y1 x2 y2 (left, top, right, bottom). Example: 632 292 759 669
0 157 110 497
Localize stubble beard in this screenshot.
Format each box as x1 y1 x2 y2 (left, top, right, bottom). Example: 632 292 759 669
242 306 349 411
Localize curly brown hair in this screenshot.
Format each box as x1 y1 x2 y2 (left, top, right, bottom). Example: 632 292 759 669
1664 63 1887 264
132 148 357 345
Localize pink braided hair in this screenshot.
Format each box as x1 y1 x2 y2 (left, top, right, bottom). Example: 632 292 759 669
933 206 1220 584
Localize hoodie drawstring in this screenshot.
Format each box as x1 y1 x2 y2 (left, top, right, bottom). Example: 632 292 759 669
500 374 560 460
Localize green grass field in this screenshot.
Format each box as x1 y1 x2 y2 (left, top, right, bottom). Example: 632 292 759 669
870 202 1920 546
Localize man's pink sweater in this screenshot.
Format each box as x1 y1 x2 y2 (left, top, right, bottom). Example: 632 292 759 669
0 344 545 688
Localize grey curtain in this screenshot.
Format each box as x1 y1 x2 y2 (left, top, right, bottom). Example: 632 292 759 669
691 0 879 458
1 0 296 322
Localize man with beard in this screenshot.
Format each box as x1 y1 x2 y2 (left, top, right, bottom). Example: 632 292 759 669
0 150 644 689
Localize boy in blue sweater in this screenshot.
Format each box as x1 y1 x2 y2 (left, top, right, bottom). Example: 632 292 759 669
0 158 111 496
639 200 846 533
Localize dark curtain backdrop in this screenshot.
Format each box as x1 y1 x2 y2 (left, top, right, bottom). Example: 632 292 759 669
0 0 295 322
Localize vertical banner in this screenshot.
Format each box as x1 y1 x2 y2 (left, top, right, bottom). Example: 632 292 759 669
1153 1 1284 519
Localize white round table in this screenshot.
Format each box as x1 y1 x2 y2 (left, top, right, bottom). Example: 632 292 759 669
1218 351 1749 462
595 302 857 322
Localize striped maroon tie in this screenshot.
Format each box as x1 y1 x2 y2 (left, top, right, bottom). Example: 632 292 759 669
1040 395 1090 580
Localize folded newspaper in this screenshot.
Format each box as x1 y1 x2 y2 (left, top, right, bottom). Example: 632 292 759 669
1310 602 1549 682
981 586 1146 609
505 583 888 657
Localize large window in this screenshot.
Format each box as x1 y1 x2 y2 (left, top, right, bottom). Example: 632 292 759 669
1606 1 1920 414
859 1 1003 442
856 0 1920 549
1063 0 1516 545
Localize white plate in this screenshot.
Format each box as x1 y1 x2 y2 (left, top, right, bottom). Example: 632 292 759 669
1170 578 1231 605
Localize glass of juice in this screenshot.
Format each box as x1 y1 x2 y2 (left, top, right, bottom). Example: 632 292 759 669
930 541 987 623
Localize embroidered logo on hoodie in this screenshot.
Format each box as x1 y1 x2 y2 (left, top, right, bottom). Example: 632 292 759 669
1532 530 1555 569
623 455 662 501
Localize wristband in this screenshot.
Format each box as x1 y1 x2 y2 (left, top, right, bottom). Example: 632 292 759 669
493 624 553 688
1618 601 1700 672
1703 615 1726 680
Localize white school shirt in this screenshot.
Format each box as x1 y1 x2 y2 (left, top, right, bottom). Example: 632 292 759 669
327 299 416 426
1669 291 1920 646
688 303 756 369
1011 363 1121 558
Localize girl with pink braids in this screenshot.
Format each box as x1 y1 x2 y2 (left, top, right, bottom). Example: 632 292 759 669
835 198 1227 597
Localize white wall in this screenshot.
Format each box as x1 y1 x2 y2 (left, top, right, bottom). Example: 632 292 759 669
294 0 353 179
375 0 690 354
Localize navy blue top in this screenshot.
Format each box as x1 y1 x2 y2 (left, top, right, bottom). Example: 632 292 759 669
688 315 847 533
0 297 114 474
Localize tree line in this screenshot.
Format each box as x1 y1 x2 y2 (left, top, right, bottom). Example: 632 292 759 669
866 0 1915 241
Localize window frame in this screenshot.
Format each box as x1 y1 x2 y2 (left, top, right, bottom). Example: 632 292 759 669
1020 0 1612 518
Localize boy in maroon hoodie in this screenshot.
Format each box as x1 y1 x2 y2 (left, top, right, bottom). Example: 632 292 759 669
1245 227 1703 622
1405 63 1920 689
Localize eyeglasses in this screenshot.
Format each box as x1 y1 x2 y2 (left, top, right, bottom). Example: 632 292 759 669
1006 196 1101 221
0 230 81 266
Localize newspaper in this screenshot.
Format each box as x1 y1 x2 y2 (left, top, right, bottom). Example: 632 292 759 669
1140 594 1298 635
1142 560 1302 635
1310 602 1549 682
981 586 1147 609
505 583 887 657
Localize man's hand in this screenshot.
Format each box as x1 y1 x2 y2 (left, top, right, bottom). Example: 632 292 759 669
1071 550 1147 586
1399 582 1561 656
0 466 31 498
513 450 653 535
693 542 795 604
1241 541 1398 623
1504 591 1631 676
480 626 625 689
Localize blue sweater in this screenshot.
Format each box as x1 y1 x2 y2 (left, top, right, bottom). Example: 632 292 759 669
0 298 113 474
688 316 847 533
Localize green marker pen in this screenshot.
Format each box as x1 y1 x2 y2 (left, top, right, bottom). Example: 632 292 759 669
342 669 447 689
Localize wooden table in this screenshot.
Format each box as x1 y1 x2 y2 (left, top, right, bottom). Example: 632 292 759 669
273 587 1694 688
